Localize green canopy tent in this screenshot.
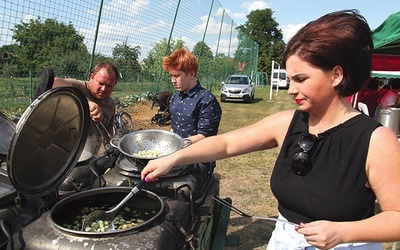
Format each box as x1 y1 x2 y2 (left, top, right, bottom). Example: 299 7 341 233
371 11 400 78
373 11 400 56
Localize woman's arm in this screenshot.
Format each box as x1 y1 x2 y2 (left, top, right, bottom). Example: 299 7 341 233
141 110 295 181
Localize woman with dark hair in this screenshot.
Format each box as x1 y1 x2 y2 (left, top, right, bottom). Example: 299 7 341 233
141 10 400 249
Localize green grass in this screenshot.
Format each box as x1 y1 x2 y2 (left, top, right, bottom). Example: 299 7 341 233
0 76 223 118
0 78 164 119
214 86 293 249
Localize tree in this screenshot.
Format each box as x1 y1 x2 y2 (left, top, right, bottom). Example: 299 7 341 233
237 9 286 76
192 41 213 60
112 42 141 81
0 44 19 76
11 17 89 76
192 41 214 83
142 38 185 90
214 52 236 83
232 30 259 75
51 50 91 79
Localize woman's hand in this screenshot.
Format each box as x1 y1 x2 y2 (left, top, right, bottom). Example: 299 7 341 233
296 220 345 249
141 158 174 182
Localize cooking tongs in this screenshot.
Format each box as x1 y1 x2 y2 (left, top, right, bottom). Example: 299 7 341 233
94 121 113 147
212 196 299 227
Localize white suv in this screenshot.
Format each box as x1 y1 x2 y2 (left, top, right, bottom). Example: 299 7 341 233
220 75 255 103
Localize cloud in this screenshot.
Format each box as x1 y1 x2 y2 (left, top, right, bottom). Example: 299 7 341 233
216 6 246 22
232 12 247 20
222 1 271 25
102 0 150 18
189 15 232 35
280 23 305 43
22 14 35 23
240 1 271 12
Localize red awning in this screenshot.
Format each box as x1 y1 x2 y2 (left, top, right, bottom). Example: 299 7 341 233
372 54 400 71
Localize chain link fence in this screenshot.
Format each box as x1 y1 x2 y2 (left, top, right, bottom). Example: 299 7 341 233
0 0 261 118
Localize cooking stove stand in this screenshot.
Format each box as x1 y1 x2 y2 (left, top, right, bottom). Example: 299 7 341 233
58 147 121 197
90 147 121 188
0 147 222 249
8 174 221 250
0 148 121 249
109 156 215 207
100 155 221 249
0 187 61 249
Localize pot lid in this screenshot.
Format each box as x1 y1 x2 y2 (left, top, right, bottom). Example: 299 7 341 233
7 87 89 197
0 111 16 156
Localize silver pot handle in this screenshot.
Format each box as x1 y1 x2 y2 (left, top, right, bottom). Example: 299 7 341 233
109 138 120 148
183 138 192 148
379 109 391 115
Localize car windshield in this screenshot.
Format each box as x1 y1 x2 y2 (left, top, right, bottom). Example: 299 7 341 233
273 72 286 80
226 77 248 85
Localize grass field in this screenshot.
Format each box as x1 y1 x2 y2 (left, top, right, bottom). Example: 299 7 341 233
216 87 295 249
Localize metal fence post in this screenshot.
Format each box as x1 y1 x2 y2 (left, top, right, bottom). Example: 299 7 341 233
89 0 104 72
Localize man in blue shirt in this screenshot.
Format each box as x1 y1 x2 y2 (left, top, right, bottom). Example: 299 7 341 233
162 48 222 171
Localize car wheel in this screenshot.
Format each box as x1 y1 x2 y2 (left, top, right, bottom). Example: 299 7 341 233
243 96 252 103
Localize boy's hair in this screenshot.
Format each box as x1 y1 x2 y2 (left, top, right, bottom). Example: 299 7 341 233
162 48 199 77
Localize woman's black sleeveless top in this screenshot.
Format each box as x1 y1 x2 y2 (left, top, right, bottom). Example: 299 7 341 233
270 110 381 223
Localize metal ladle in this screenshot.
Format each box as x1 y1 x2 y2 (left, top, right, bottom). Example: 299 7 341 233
94 121 113 147
213 196 299 227
81 179 146 230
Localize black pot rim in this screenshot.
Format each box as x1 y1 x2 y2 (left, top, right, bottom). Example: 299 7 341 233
50 187 164 237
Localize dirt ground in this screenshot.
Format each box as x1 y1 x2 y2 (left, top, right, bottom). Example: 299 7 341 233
121 100 172 131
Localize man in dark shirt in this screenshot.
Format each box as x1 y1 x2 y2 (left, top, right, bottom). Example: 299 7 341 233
162 48 222 171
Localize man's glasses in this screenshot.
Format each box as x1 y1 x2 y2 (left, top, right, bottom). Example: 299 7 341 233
291 133 316 175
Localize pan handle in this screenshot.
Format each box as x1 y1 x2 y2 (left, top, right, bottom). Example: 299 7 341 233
183 138 192 148
109 138 120 148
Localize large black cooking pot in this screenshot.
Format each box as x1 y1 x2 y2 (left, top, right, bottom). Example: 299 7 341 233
50 186 164 236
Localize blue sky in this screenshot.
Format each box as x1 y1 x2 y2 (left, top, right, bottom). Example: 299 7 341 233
218 0 399 42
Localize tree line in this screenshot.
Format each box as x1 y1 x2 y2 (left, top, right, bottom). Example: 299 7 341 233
0 9 285 83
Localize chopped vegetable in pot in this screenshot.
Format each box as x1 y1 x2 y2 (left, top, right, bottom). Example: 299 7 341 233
62 203 157 232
